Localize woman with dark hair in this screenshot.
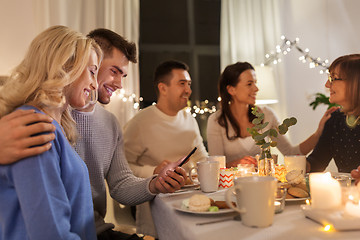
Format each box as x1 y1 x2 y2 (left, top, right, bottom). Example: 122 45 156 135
207 62 336 168
306 54 360 173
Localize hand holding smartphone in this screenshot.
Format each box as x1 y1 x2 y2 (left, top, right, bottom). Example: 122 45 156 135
158 147 197 178
177 147 197 167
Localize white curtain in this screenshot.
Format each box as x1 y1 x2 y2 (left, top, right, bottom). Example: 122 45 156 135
220 0 289 161
32 0 140 126
220 0 287 121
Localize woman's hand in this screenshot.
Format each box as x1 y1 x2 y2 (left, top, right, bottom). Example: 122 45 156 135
351 166 360 185
226 156 257 168
316 106 339 136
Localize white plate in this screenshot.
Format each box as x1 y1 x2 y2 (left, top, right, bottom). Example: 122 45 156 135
172 195 236 215
285 197 308 202
183 183 200 188
301 204 360 230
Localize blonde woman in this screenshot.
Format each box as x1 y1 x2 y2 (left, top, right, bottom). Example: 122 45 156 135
0 25 102 240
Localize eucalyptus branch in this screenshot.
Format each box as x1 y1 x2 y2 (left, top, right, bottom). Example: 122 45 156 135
247 107 297 159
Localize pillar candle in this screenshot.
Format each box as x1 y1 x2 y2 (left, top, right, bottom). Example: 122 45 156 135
345 201 360 218
309 172 341 209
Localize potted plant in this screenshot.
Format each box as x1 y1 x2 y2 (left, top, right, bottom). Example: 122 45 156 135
247 107 297 176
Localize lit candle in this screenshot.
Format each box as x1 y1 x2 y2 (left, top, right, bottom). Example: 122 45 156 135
344 201 360 217
309 172 341 209
274 201 281 212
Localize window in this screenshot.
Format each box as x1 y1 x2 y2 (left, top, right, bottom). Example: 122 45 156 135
139 0 221 108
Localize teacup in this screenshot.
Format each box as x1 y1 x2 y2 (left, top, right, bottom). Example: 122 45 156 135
284 155 307 176
189 161 220 192
208 155 226 169
225 176 277 227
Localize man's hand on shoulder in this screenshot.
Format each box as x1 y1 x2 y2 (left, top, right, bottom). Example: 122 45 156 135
149 167 187 194
0 110 55 165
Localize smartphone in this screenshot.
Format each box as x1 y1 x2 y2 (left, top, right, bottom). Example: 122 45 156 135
178 147 197 167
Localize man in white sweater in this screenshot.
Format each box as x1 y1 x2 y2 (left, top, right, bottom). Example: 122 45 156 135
124 60 208 178
123 60 208 237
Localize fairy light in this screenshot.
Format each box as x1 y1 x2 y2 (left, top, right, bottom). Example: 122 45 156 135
112 89 142 110
262 36 329 74
110 86 218 117
185 99 218 117
323 225 332 232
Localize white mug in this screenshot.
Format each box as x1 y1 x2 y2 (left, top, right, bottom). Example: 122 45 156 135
284 155 307 175
225 176 277 228
189 161 220 192
208 155 226 169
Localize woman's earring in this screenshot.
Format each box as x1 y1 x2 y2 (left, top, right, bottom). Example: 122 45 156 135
228 101 232 105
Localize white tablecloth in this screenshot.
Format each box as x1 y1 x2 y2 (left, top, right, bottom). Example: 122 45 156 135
150 189 360 240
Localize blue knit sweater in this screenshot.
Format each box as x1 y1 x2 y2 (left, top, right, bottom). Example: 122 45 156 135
0 105 96 240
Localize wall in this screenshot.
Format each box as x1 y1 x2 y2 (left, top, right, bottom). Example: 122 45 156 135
0 0 39 75
273 0 360 170
279 0 360 147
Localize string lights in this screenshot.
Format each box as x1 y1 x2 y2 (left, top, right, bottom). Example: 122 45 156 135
261 36 329 74
185 100 217 118
112 89 218 116
114 35 329 117
112 89 141 110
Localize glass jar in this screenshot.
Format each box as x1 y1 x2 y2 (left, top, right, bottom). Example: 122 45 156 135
257 147 275 177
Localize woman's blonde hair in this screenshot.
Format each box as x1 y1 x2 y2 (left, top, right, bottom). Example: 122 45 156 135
0 25 103 144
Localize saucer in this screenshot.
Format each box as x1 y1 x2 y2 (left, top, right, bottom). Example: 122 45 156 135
301 204 360 230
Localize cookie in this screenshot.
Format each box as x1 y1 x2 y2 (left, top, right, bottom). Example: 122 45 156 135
286 169 305 185
286 192 295 199
288 187 309 198
294 182 308 192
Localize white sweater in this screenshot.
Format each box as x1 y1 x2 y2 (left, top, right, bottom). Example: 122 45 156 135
123 105 208 178
207 106 301 163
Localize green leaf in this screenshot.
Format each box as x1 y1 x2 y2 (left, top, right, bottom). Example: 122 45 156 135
255 140 266 145
254 134 265 141
309 92 340 110
289 117 297 125
278 124 288 135
262 142 271 148
256 122 269 130
247 127 257 135
283 118 291 126
257 112 265 120
252 118 262 125
269 129 278 137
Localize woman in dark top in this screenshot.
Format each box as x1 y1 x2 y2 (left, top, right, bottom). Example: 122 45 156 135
308 54 360 173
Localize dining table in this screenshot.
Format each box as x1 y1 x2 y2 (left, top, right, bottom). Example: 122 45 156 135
150 188 360 240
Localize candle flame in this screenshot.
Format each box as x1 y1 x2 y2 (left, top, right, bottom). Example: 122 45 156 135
306 199 310 205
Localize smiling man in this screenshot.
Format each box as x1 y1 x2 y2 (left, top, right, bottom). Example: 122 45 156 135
123 60 208 237
124 60 208 178
71 30 187 240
